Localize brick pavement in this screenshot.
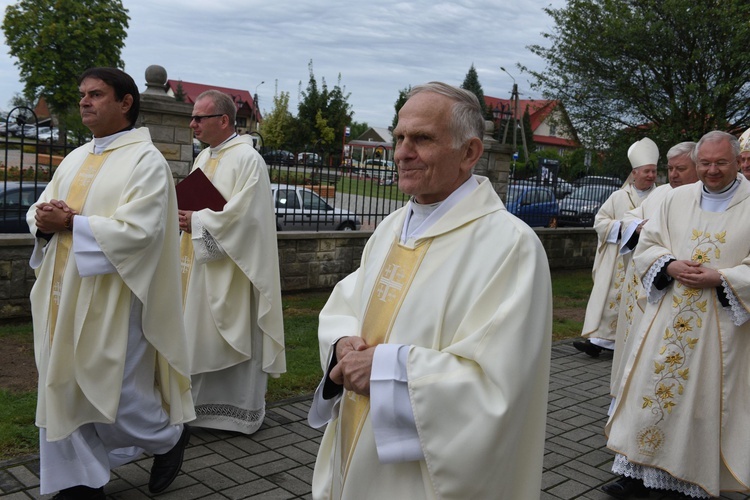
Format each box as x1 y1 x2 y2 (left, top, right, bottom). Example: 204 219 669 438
2 341 748 499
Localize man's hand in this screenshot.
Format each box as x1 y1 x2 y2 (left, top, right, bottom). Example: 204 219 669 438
330 336 374 396
35 199 76 234
635 219 649 234
667 260 722 288
178 209 193 233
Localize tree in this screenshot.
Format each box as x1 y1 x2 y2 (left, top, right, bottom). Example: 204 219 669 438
461 64 488 118
523 0 750 156
259 83 293 150
3 0 130 119
391 86 411 133
296 60 353 153
174 81 187 102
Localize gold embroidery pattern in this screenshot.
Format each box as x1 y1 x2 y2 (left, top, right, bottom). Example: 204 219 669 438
640 230 723 424
637 425 665 456
622 270 642 343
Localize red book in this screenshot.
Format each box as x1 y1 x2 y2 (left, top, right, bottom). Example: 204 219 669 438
175 168 226 212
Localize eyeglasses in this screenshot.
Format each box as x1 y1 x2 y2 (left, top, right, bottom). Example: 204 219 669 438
190 114 224 123
697 160 734 168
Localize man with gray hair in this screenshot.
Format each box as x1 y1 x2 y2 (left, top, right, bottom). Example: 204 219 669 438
179 89 285 434
308 82 552 499
605 131 750 498
602 141 698 497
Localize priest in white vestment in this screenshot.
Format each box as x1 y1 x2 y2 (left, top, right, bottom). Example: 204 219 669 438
605 131 750 499
179 90 285 434
574 138 658 357
601 142 698 497
308 83 552 500
27 68 194 500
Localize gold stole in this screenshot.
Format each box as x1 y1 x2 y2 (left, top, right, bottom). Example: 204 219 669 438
338 236 432 486
179 151 223 305
47 151 112 344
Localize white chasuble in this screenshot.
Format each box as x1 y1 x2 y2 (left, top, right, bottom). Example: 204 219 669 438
181 135 284 376
582 183 653 341
180 135 284 434
606 177 750 497
28 128 194 441
610 184 673 396
312 176 552 500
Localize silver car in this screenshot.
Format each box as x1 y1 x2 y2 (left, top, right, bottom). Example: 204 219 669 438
272 183 361 231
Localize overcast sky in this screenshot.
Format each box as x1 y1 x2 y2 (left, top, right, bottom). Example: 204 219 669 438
0 0 565 128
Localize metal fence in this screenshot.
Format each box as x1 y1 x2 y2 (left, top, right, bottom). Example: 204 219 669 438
263 152 409 231
0 107 86 234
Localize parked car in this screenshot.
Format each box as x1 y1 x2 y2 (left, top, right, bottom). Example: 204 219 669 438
360 159 396 182
297 152 322 166
263 149 295 166
573 175 622 188
0 181 48 233
506 185 559 227
13 123 36 138
37 127 60 142
512 176 574 199
557 184 619 227
271 183 361 231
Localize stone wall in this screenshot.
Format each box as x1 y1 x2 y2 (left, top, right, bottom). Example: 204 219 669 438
0 229 596 321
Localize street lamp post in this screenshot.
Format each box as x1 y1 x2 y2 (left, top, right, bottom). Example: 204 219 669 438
253 81 264 132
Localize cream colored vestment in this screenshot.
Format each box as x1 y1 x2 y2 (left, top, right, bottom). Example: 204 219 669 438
28 128 194 441
607 177 750 497
582 183 654 341
610 183 673 395
180 135 284 434
312 177 552 500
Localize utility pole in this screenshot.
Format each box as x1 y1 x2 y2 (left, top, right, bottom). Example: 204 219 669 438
500 67 529 173
254 81 264 132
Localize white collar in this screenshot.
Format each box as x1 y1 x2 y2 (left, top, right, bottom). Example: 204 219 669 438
93 129 131 155
400 176 479 243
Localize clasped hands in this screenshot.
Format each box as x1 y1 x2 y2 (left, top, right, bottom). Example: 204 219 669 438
330 336 375 396
666 259 722 289
35 199 76 233
178 209 193 233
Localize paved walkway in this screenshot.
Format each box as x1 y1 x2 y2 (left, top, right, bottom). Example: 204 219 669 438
1 341 748 499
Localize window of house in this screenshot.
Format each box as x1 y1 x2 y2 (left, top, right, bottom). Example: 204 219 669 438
549 124 557 136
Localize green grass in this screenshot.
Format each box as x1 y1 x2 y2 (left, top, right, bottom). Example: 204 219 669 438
0 269 592 459
0 390 37 458
337 176 409 202
0 322 37 459
267 291 331 402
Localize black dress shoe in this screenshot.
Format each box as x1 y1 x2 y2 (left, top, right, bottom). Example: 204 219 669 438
149 424 191 494
573 339 605 357
52 485 105 499
601 475 649 499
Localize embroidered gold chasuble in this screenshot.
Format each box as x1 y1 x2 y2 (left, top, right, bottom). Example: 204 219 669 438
582 183 654 341
313 177 552 500
28 128 194 441
607 176 750 497
610 184 673 396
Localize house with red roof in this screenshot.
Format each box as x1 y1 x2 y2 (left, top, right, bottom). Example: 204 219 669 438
484 96 580 154
166 80 261 135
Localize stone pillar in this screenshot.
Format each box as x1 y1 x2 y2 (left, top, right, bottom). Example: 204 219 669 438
137 65 194 180
474 120 513 202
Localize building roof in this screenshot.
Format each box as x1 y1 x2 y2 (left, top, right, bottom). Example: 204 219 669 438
166 80 261 121
354 126 393 144
484 96 580 149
